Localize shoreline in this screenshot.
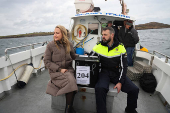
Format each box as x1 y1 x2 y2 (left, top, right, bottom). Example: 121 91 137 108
136 27 170 30
1 28 170 39
0 32 53 39
135 22 170 30
1 22 170 39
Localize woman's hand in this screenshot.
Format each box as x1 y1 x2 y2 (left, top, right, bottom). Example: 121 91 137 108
60 69 68 73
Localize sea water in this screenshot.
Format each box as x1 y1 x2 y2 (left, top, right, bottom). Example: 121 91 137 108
0 28 170 58
138 28 170 57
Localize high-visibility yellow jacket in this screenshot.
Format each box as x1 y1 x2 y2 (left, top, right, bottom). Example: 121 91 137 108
91 41 128 84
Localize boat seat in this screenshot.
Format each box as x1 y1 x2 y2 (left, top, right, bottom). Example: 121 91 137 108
51 83 117 113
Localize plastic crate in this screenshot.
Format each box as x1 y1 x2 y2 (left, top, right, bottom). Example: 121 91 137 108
134 61 152 73
51 83 117 113
127 67 143 81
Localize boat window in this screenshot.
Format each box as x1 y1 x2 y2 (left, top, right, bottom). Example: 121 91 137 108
80 19 86 24
88 23 99 35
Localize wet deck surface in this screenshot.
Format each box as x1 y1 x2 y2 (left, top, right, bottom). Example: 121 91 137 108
0 69 168 113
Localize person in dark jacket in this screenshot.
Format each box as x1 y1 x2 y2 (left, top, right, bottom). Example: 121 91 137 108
118 19 127 42
119 20 139 66
90 27 139 113
107 21 119 41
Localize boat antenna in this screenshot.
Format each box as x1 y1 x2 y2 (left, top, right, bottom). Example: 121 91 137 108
105 0 129 15
120 0 129 15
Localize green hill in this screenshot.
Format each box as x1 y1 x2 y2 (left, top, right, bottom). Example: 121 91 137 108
135 22 170 30
0 32 53 39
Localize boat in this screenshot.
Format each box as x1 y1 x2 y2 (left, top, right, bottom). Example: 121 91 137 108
0 0 170 113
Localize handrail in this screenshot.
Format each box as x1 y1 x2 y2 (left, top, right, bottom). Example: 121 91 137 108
5 41 48 56
153 51 170 63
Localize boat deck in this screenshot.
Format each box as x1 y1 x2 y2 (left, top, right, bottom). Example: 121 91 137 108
0 69 168 113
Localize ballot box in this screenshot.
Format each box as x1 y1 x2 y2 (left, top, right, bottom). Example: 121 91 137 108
75 55 99 88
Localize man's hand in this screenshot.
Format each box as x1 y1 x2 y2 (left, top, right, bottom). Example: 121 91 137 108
114 82 122 93
60 69 68 73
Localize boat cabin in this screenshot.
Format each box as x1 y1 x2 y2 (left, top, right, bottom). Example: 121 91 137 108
71 12 135 53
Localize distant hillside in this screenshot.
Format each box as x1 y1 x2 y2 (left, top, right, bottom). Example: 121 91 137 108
0 32 53 39
1 22 170 38
135 22 170 30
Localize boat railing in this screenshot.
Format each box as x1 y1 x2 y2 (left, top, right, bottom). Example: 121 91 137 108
5 41 48 56
153 50 170 63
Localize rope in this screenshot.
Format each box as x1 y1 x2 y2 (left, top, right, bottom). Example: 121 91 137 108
74 30 93 50
77 37 94 48
0 63 28 81
0 56 44 81
33 59 43 69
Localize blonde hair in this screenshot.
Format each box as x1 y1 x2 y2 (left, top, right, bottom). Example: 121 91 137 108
53 25 71 53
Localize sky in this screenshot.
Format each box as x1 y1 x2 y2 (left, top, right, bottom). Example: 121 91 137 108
0 0 170 36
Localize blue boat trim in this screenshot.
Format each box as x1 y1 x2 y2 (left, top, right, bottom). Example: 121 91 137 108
75 12 131 19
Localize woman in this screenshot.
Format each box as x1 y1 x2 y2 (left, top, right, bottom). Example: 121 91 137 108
44 25 78 113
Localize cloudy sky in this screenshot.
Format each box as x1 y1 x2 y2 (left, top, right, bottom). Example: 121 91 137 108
0 0 170 36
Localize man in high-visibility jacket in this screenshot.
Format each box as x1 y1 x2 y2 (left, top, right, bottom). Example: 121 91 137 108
90 27 139 113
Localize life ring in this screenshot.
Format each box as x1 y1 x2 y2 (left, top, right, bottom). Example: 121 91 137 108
72 24 88 47
73 24 86 39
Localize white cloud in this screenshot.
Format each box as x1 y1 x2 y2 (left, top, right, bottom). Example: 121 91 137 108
0 0 170 36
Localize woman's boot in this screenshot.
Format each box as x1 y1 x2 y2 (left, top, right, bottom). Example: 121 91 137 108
65 104 76 113
65 91 76 113
65 104 71 113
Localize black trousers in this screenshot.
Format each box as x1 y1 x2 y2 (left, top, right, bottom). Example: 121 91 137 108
95 69 139 113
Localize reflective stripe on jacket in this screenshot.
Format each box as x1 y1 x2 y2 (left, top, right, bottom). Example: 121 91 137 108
92 42 128 84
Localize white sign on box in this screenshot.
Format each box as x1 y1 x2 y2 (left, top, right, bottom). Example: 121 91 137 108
76 66 90 85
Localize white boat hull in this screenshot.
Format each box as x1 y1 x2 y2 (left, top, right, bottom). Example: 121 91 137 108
135 50 170 104
0 46 46 94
